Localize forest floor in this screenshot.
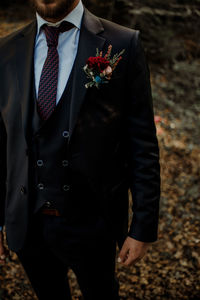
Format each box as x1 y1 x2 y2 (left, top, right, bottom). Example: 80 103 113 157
0 4 200 300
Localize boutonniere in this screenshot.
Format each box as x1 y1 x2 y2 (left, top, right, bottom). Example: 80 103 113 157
83 45 125 89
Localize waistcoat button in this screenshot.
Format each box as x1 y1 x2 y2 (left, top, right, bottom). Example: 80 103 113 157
44 201 51 208
37 160 44 167
37 183 44 190
63 185 70 192
62 131 69 138
62 160 69 167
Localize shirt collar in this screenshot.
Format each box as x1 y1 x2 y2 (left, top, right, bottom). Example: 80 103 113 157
36 0 84 36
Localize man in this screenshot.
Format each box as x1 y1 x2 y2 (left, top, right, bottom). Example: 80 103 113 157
0 0 160 299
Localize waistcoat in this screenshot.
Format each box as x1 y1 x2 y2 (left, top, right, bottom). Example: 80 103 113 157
29 68 75 215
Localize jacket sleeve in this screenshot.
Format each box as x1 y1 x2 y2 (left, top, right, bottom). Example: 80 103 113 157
0 113 7 227
125 31 160 243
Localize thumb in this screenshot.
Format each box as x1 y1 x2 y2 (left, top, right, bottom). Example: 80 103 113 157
118 240 129 263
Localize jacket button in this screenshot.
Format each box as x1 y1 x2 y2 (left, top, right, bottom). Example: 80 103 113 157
63 185 70 192
20 186 26 195
37 160 44 167
37 183 44 190
62 160 69 167
63 131 69 138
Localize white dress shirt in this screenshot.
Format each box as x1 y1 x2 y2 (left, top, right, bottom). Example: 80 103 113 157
34 0 84 104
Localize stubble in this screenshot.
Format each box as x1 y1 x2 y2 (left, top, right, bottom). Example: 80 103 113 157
30 0 77 20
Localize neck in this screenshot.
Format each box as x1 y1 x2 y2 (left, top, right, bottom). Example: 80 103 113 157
43 0 79 23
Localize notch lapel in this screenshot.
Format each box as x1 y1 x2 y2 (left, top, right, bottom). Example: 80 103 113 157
15 20 37 144
14 10 106 144
68 9 106 142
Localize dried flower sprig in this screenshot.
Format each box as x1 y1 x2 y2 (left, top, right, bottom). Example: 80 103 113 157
83 45 125 89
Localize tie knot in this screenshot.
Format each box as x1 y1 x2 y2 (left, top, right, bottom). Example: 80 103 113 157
43 21 75 47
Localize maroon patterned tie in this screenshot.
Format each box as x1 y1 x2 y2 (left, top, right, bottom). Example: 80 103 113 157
37 22 74 121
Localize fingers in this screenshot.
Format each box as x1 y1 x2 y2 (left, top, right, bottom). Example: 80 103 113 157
119 249 143 267
0 233 9 265
0 256 6 264
123 252 142 266
0 249 7 264
118 240 129 263
118 244 139 266
117 236 150 267
0 247 10 265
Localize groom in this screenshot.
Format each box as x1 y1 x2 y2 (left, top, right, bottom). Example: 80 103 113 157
0 0 160 299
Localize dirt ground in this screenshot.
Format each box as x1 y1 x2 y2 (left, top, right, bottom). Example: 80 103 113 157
0 3 200 299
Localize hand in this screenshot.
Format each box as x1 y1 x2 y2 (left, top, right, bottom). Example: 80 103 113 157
118 236 150 266
0 231 9 265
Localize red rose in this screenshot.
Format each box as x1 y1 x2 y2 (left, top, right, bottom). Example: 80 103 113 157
86 56 110 73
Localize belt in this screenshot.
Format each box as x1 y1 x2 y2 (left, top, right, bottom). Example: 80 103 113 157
41 208 61 216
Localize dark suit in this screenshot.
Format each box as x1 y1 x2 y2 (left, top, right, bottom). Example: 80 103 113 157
0 7 160 299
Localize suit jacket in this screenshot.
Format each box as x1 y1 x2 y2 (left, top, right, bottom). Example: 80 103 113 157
0 8 160 252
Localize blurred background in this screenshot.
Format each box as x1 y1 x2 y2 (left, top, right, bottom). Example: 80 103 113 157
0 0 200 299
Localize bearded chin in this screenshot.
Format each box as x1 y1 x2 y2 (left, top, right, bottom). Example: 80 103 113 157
30 0 75 20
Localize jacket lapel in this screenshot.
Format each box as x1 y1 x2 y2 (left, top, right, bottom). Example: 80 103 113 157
68 9 106 142
14 9 106 144
15 20 37 144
